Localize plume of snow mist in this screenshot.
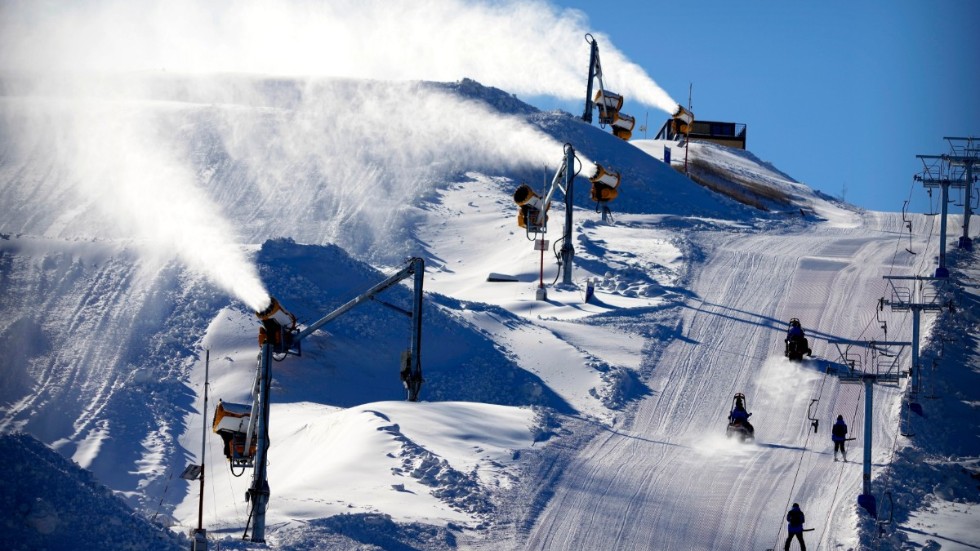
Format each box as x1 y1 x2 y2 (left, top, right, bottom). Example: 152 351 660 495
0 0 680 115
206 78 582 261
2 95 271 312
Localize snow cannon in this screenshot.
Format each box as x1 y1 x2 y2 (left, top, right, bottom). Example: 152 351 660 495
212 400 257 471
594 90 623 124
514 183 548 232
589 164 621 203
610 112 635 141
671 105 695 135
256 296 298 358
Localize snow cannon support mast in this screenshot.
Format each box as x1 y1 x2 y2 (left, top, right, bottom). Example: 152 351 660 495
582 34 634 142
512 145 623 298
219 257 426 543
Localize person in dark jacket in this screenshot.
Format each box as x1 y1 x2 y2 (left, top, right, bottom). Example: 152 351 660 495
784 503 806 550
832 415 848 462
729 395 754 433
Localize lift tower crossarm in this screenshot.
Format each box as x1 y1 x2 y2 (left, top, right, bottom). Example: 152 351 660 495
825 338 910 518
881 275 946 396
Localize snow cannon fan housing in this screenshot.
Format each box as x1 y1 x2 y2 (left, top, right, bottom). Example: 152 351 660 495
671 105 695 135
611 112 635 141
513 183 548 232
212 400 257 465
589 164 621 202
256 297 298 357
594 90 624 124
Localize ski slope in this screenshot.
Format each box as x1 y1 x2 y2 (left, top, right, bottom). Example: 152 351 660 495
522 213 920 550
1 73 976 550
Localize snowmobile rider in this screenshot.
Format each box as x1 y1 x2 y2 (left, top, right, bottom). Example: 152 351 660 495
832 415 848 461
787 319 805 341
729 395 754 433
785 318 812 357
784 503 807 551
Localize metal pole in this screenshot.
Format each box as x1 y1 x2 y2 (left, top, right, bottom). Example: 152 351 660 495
198 351 208 531
911 307 921 395
408 258 424 402
192 351 209 551
561 145 575 285
937 182 950 277
962 161 974 250
582 38 597 123
248 344 272 543
862 376 873 497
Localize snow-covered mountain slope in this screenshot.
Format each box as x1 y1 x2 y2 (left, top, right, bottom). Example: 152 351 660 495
0 432 183 551
1 75 976 550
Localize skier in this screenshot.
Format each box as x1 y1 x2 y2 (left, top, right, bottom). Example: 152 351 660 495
784 503 807 551
832 415 848 462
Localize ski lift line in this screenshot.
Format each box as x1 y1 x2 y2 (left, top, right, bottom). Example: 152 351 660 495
819 384 864 548
770 353 842 551
771 408 818 551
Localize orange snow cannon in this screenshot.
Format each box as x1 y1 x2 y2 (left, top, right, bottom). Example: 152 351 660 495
514 183 548 231
589 164 621 202
610 112 635 141
594 90 624 125
671 105 695 135
256 297 298 355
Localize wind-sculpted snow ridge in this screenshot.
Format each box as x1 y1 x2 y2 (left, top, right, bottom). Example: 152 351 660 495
0 433 183 551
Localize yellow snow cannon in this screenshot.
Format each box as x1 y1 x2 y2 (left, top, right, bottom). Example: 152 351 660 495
514 183 548 232
671 105 695 135
589 164 621 202
212 400 257 469
256 296 298 357
594 90 623 124
611 112 635 141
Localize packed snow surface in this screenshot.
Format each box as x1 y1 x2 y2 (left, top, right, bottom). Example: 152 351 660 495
1 75 977 550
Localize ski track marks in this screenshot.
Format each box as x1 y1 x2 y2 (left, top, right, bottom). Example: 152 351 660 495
523 212 929 550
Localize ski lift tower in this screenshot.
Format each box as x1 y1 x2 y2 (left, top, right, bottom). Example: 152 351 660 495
915 149 975 276
827 338 911 519
944 136 979 250
234 258 425 543
879 275 948 397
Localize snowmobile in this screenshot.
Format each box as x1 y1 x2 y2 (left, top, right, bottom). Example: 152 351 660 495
784 318 812 361
726 393 755 442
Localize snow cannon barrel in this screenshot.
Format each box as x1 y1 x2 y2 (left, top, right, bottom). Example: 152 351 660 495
589 164 621 202
611 112 635 141
513 183 547 231
594 90 624 112
672 105 695 135
594 90 623 124
256 296 297 353
212 400 256 463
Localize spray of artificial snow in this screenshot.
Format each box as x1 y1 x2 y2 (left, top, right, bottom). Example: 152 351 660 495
0 0 680 115
4 97 271 311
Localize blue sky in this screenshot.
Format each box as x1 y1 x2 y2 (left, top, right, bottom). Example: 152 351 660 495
541 0 980 214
